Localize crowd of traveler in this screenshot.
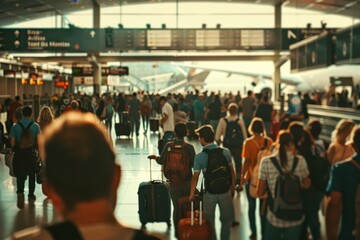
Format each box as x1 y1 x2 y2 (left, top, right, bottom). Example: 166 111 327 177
0 89 360 240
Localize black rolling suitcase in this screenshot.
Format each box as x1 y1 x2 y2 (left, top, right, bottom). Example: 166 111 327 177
150 118 160 133
115 112 131 138
138 159 171 228
187 121 197 140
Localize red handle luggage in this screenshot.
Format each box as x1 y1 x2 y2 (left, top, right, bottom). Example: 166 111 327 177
177 201 212 240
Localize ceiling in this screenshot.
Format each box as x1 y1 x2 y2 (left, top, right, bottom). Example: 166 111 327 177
0 0 359 27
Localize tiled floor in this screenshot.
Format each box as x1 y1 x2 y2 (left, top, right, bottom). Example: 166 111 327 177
0 122 324 239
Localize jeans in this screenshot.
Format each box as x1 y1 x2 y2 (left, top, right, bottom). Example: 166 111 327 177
228 147 242 184
142 115 150 132
300 190 324 240
245 183 267 238
129 114 140 135
209 120 219 132
169 181 191 237
203 191 234 240
243 116 252 135
17 173 35 196
266 220 301 240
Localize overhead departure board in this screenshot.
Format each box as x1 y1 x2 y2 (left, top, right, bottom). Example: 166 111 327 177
241 30 264 47
196 30 220 47
147 30 172 48
0 27 338 53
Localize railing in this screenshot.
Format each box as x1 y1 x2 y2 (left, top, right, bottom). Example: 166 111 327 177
274 102 360 143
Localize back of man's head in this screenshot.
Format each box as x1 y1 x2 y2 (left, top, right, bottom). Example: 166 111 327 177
175 123 187 139
159 96 166 102
22 106 32 117
41 112 116 210
15 95 21 101
247 91 253 97
195 125 215 143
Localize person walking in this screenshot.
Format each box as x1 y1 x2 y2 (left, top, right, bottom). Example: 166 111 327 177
189 125 235 240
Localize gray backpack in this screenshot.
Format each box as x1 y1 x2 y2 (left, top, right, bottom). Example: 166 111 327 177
267 156 303 221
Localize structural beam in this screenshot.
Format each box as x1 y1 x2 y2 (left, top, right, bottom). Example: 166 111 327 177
92 0 101 94
18 54 281 64
273 1 282 101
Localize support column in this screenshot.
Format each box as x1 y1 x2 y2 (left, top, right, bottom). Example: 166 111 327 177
93 64 101 95
92 0 101 95
273 2 282 101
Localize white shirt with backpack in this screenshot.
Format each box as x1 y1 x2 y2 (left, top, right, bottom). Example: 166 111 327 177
215 115 247 145
259 152 309 227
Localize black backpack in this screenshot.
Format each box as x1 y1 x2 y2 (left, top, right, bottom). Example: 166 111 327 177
267 156 303 221
204 147 232 194
307 149 330 192
223 118 243 148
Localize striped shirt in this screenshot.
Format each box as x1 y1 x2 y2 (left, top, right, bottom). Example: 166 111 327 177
259 151 309 228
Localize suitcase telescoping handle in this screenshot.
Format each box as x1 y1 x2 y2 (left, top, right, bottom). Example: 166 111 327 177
190 201 203 226
149 157 163 182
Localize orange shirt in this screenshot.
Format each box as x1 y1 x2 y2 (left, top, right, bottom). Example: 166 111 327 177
242 136 273 181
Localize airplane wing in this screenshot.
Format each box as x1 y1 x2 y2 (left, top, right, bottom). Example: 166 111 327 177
172 63 303 86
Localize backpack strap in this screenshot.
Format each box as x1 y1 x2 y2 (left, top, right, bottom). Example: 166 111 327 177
44 221 83 240
18 122 25 130
291 156 299 173
261 138 268 150
18 121 34 131
269 157 284 175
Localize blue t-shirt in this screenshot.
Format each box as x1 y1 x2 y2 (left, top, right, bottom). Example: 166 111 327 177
193 143 232 173
327 154 360 240
10 117 41 144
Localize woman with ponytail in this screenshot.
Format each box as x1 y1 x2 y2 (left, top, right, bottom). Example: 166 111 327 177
257 130 310 240
241 117 273 240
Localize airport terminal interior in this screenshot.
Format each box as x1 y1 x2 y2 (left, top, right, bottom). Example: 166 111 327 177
1 0 360 239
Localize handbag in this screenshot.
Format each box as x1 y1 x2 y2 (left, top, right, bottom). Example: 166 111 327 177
4 149 15 177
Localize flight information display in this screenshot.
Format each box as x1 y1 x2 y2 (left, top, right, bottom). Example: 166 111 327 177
147 30 172 48
0 28 338 53
196 30 220 47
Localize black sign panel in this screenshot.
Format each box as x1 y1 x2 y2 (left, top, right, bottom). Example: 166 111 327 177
290 33 334 72
336 24 360 64
72 67 94 76
102 66 129 76
1 29 100 52
0 28 339 53
0 30 4 50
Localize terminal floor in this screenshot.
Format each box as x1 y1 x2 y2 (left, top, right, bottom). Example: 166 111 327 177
0 126 326 240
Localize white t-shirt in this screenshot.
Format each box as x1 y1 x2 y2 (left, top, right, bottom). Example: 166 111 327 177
162 102 174 132
11 223 165 240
